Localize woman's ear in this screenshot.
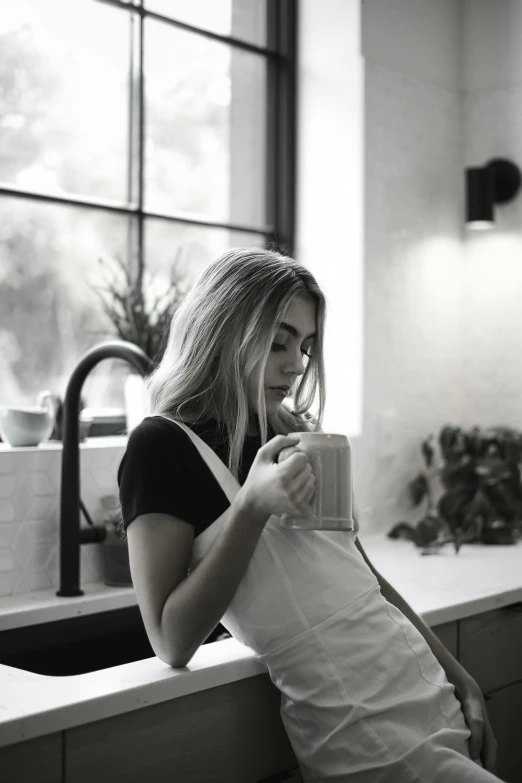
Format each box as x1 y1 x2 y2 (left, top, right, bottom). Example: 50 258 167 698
304 413 320 431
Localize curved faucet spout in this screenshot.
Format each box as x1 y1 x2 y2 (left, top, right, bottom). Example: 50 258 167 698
57 341 153 597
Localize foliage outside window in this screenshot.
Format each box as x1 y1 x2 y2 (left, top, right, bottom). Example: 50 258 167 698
0 0 295 411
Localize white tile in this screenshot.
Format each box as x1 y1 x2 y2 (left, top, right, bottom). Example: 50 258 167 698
25 543 54 573
0 547 17 573
28 569 53 592
27 472 55 497
0 475 17 499
0 502 15 524
12 479 33 521
11 526 34 569
0 570 17 597
0 525 18 547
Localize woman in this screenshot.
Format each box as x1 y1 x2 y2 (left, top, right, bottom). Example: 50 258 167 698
118 248 501 782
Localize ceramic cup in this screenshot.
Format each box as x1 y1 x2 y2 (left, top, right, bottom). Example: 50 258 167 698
0 406 55 447
274 432 354 531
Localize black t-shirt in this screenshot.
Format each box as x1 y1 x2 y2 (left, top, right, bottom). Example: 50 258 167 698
117 415 273 536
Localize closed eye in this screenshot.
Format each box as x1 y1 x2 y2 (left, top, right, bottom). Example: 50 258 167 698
272 342 313 358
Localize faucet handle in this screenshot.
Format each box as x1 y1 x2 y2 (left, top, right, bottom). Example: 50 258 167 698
36 390 59 419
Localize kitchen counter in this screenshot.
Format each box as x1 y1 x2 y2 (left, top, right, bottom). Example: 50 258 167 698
0 533 520 749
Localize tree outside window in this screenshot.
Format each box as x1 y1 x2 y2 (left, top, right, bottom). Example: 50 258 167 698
0 0 294 413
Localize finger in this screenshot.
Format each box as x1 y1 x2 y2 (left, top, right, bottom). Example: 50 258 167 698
277 445 300 464
293 475 316 510
305 475 316 503
299 473 316 498
291 469 315 497
482 722 498 773
467 718 484 762
282 450 311 474
458 689 485 760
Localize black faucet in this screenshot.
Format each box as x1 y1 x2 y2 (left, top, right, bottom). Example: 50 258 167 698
56 340 152 597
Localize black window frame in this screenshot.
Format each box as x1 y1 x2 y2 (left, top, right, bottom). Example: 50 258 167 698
0 0 297 260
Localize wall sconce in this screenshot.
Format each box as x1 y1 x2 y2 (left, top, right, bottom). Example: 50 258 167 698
466 158 521 230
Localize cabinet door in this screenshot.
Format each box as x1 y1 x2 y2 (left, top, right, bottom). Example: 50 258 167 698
459 604 522 693
484 681 522 783
431 620 457 658
0 733 62 783
66 673 301 783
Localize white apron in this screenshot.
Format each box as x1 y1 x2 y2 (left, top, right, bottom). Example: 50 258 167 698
160 416 501 783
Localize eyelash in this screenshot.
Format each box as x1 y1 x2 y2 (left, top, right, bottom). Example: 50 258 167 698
272 342 313 358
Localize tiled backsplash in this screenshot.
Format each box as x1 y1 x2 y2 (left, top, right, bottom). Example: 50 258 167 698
0 438 126 598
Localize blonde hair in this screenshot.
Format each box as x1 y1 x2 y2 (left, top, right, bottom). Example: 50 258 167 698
146 246 326 479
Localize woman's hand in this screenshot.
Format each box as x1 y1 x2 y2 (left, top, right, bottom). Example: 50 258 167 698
239 434 315 521
454 675 498 773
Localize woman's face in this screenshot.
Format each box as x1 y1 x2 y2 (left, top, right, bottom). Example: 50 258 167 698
247 293 317 426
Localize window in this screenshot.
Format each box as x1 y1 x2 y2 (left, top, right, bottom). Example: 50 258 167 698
0 0 296 412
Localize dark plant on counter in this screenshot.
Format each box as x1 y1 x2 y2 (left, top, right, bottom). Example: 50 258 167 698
388 425 522 554
84 248 189 373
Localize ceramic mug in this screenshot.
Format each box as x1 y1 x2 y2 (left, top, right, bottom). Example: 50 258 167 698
274 432 354 531
0 407 55 447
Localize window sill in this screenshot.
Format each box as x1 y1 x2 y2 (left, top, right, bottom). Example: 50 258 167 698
0 436 128 453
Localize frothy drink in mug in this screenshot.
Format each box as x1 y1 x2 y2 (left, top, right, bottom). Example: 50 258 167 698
275 432 355 531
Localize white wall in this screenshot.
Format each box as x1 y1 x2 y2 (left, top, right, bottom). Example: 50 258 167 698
295 0 364 438
362 0 462 90
352 0 464 532
463 0 522 91
462 0 522 430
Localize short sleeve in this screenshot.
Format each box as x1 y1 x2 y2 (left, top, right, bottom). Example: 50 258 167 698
117 416 226 532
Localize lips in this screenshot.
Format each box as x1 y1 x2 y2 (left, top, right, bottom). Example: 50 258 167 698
269 387 289 398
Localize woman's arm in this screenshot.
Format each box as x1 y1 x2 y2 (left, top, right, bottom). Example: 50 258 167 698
161 491 269 667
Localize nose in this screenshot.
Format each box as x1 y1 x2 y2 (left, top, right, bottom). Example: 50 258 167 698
281 347 307 377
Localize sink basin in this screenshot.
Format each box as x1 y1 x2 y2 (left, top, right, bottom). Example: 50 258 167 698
0 606 155 676
0 606 228 676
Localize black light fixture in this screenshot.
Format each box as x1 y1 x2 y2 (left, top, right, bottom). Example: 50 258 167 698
466 158 521 230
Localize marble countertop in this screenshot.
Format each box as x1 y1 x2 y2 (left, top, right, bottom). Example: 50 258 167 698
0 533 520 749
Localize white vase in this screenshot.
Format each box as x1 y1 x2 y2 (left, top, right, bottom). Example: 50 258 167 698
124 375 150 435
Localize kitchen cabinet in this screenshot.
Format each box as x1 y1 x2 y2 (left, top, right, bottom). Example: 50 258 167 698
459 604 522 782
1 608 520 782
483 682 522 783
0 733 61 783
1 674 299 783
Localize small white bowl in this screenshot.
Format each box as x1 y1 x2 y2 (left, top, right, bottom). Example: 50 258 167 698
0 407 55 447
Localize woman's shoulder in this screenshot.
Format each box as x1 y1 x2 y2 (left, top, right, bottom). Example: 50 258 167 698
127 415 188 444
124 416 205 462
118 416 202 485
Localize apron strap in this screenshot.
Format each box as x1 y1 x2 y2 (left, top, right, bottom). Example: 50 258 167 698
154 414 241 505
154 413 247 558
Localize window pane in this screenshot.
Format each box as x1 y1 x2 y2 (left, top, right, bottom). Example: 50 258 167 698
0 197 133 412
145 0 267 48
0 0 130 201
145 218 266 287
145 18 267 227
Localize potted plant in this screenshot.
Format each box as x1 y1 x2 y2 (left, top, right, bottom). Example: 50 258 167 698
388 424 522 554
86 248 188 369
85 249 189 431
98 494 132 586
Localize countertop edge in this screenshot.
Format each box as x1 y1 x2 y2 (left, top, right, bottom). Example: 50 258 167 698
0 639 266 748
